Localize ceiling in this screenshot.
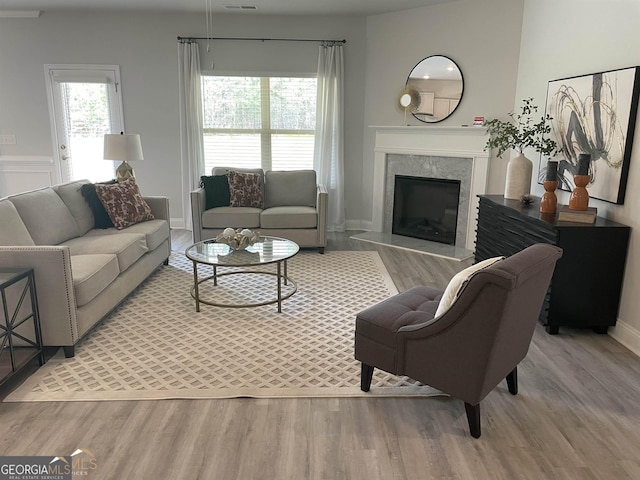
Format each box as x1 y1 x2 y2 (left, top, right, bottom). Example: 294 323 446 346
0 0 456 16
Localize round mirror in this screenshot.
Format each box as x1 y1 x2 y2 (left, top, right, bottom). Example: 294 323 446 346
405 55 463 123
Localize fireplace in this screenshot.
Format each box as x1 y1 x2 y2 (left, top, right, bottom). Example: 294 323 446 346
392 175 461 245
369 126 490 252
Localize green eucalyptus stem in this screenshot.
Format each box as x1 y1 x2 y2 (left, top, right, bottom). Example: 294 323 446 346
484 98 558 158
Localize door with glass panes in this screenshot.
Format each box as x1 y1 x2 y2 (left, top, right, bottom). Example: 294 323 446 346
45 65 124 183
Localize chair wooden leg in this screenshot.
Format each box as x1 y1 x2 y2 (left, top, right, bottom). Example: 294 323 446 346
506 367 518 395
360 363 374 392
464 402 481 438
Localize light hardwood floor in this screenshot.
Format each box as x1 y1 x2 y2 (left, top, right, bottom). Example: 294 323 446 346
1 230 639 479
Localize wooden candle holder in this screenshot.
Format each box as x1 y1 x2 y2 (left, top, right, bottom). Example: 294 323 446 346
540 180 558 214
569 175 590 211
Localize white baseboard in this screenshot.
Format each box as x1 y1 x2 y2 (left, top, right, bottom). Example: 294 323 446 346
345 219 372 231
170 218 186 229
609 320 640 357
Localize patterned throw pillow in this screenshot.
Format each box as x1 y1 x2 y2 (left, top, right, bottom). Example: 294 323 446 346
94 178 154 230
227 170 264 208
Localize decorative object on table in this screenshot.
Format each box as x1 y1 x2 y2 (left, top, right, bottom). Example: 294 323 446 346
484 98 558 200
473 116 485 126
103 132 144 182
568 153 591 211
215 228 260 250
519 194 534 206
398 87 420 125
540 160 559 214
558 205 597 224
542 66 640 204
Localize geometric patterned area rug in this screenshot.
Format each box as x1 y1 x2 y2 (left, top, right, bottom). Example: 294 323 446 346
5 251 445 402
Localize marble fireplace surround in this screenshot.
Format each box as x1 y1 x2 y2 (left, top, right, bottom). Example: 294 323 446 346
370 126 489 252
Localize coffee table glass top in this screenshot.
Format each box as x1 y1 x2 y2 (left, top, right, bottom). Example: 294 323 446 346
185 236 299 267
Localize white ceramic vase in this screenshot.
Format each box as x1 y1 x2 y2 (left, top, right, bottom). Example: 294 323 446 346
504 153 533 200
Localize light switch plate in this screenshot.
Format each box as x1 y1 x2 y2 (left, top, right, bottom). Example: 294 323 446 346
0 134 17 144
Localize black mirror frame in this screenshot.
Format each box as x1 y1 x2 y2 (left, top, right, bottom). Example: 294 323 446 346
405 54 464 124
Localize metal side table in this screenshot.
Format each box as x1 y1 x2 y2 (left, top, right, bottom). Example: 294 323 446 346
0 268 45 386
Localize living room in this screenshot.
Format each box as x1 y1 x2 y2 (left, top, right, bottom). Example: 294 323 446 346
1 0 640 477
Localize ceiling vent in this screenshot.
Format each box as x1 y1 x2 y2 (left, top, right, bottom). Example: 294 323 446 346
224 5 258 9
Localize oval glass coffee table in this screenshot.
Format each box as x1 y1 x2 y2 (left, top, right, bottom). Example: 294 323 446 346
185 236 299 312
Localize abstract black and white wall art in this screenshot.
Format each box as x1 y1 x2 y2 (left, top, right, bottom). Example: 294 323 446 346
539 66 640 204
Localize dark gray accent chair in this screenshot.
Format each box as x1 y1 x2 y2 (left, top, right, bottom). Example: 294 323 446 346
354 243 563 438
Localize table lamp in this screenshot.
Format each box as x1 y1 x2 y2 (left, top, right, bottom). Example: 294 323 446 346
104 132 144 182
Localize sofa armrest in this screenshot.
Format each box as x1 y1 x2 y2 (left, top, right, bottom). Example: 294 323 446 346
143 196 171 253
144 196 170 221
317 184 328 247
190 188 206 243
0 246 79 346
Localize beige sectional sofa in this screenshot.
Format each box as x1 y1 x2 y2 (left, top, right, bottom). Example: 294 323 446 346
0 180 171 357
191 168 328 252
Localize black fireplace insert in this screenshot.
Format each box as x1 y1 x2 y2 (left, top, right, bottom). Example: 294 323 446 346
392 175 461 245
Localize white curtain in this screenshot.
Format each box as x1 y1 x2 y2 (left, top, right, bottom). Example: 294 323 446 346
178 41 205 230
314 44 345 232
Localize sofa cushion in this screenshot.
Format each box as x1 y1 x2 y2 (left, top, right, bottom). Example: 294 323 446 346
70 254 119 307
54 180 94 235
9 187 80 245
85 219 170 251
200 175 230 209
434 256 504 318
80 180 118 229
0 200 35 246
95 178 154 230
202 206 261 229
62 233 148 273
227 170 264 208
265 170 317 208
260 206 317 229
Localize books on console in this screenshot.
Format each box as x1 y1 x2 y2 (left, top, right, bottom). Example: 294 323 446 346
557 205 597 224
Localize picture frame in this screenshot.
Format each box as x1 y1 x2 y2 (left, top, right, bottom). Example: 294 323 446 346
539 66 640 204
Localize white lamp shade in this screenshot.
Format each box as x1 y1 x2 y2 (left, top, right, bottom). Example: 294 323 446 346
103 134 144 162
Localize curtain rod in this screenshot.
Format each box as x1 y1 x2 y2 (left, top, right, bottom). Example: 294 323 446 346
177 36 346 44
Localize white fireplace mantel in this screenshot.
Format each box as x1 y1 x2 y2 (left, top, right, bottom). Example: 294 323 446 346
370 126 490 251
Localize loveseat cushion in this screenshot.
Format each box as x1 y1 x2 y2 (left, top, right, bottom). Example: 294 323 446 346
0 200 35 246
95 178 154 229
54 180 94 235
202 206 262 229
62 233 148 273
260 206 317 229
200 175 230 209
70 254 119 307
264 170 317 208
9 187 80 245
80 181 118 229
227 170 264 208
84 219 170 251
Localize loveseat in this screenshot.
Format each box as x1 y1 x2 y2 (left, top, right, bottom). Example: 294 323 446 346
190 168 328 252
0 179 171 357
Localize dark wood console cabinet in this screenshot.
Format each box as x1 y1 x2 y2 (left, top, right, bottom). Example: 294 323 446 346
475 195 630 334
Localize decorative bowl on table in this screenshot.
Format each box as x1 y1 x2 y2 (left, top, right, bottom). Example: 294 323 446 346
215 228 261 251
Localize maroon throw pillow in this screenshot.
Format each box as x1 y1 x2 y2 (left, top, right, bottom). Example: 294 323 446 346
227 170 264 208
95 178 154 229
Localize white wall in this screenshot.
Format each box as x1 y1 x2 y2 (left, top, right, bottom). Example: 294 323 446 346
358 0 525 228
517 0 640 353
0 12 366 226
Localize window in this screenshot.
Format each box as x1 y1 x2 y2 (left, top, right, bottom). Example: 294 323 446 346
201 75 317 173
